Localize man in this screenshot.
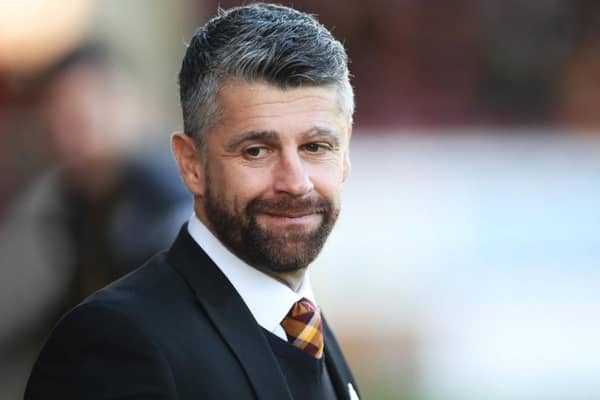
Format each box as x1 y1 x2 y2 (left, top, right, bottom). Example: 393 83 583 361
25 4 359 399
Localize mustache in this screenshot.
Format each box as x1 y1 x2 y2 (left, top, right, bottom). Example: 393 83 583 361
247 195 330 215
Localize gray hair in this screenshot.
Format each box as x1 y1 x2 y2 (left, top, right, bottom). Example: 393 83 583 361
178 3 354 148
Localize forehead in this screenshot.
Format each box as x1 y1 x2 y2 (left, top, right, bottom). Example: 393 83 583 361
214 79 348 136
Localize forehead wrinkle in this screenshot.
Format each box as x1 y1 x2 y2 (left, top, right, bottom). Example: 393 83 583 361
246 93 338 107
242 97 341 118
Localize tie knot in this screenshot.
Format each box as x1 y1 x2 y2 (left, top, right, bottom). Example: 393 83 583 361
280 298 324 358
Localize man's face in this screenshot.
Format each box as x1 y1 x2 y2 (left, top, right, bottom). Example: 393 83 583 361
191 80 351 276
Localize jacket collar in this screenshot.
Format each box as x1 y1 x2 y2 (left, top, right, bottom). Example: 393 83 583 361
323 318 360 400
167 226 293 400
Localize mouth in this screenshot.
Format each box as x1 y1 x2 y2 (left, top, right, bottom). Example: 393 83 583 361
257 211 322 228
262 211 318 218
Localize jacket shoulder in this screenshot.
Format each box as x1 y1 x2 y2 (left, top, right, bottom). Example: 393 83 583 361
25 294 178 399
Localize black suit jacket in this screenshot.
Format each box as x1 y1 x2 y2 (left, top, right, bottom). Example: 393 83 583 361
25 226 359 399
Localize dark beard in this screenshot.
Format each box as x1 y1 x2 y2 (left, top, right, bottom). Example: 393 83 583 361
203 186 339 275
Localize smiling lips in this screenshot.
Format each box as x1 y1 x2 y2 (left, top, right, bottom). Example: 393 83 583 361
258 211 322 227
263 211 318 218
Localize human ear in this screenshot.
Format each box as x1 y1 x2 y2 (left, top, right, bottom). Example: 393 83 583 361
171 132 205 196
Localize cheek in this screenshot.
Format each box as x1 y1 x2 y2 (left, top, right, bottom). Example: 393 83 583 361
308 163 345 197
221 167 272 210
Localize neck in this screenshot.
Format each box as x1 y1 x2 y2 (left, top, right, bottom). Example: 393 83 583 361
267 269 307 292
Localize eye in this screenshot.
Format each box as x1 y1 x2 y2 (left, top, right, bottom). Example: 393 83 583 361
303 143 331 153
243 146 269 159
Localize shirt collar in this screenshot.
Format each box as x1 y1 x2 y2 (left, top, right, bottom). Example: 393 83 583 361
187 214 316 339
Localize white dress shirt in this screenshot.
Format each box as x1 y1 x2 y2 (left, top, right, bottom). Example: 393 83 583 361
187 215 317 341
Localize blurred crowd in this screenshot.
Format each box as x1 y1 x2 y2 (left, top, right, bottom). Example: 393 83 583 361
1 0 599 398
0 7 192 396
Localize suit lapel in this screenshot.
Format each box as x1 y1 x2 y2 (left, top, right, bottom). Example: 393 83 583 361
323 317 360 400
167 227 293 400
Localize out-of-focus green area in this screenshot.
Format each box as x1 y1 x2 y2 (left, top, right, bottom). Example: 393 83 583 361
1 1 599 399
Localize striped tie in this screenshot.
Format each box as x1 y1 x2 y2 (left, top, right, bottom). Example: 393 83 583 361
280 298 324 359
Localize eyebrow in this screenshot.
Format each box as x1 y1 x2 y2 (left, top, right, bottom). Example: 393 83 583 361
224 126 341 152
224 130 280 152
301 127 341 147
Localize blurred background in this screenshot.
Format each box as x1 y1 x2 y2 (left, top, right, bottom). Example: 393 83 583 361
1 0 599 399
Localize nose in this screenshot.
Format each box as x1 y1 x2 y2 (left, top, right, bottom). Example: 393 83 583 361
273 151 314 196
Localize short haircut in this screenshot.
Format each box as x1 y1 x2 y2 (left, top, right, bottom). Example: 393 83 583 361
178 3 353 147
